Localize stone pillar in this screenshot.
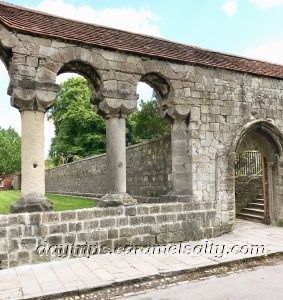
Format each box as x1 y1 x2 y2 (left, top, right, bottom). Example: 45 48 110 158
94 96 138 207
11 110 53 213
106 115 127 194
10 81 59 213
21 110 46 197
171 118 190 195
161 105 191 202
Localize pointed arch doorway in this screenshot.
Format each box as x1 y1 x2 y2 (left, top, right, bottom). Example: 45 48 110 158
234 121 283 225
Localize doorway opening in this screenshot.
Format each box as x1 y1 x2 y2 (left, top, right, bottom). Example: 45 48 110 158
234 121 283 224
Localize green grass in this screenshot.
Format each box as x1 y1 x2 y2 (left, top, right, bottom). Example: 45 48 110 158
0 190 96 214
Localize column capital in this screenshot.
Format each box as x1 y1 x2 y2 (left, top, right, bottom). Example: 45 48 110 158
160 104 191 123
9 80 59 112
93 92 138 118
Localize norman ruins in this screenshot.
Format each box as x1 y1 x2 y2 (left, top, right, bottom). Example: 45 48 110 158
0 2 282 268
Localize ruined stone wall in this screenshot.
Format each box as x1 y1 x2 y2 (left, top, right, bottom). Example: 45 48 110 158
46 137 172 198
2 23 283 240
0 202 217 269
235 176 262 214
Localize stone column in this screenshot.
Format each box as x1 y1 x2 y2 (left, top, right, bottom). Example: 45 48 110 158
10 81 59 213
93 95 138 207
11 110 53 213
161 105 191 202
106 115 127 194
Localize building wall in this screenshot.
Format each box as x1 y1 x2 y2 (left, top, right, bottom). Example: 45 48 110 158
46 136 172 198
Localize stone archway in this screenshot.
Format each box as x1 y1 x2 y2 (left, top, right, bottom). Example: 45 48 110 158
233 120 283 225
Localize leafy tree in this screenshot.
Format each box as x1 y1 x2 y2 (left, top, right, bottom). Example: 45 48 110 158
127 99 171 144
0 127 21 178
48 77 106 164
49 77 170 165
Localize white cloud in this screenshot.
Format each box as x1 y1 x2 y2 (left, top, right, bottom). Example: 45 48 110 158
137 82 154 102
56 73 80 84
250 0 283 9
222 0 237 16
35 0 160 36
244 38 283 64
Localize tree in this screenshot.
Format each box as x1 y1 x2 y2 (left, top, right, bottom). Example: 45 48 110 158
48 77 106 164
0 127 21 178
49 77 171 165
127 99 171 144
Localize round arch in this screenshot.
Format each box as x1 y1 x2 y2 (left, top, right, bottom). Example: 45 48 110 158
139 72 172 102
57 60 102 95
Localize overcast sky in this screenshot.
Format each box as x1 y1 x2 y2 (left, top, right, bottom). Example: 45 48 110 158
0 0 283 157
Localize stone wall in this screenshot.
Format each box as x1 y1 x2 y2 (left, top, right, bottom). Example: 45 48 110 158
235 176 263 214
46 137 172 199
1 13 282 242
0 202 218 269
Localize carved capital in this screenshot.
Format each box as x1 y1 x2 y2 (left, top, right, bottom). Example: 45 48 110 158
9 80 59 112
160 104 190 123
92 89 138 118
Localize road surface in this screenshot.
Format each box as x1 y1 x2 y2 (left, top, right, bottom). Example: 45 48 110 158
124 262 283 300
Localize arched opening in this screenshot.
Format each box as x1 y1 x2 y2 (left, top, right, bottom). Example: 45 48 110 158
46 61 105 167
126 73 172 199
234 121 283 225
127 72 171 145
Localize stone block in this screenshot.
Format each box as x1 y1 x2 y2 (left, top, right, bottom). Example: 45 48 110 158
125 206 137 216
83 220 99 230
129 216 143 226
60 211 77 221
77 210 94 220
137 206 149 215
116 217 129 226
142 215 156 224
42 213 59 224
100 218 116 228
0 228 7 238
46 235 63 244
108 228 119 239
68 222 83 232
49 224 67 234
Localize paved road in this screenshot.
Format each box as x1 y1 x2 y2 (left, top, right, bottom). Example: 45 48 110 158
125 262 283 300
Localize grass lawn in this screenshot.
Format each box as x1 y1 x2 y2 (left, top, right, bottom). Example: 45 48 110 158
0 190 96 215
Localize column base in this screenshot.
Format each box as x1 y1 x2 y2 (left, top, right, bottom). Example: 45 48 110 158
11 193 53 213
97 193 137 207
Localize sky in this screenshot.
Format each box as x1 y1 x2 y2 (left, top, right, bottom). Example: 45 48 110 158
0 0 283 157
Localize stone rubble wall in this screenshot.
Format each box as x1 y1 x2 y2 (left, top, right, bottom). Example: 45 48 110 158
0 202 218 269
46 136 172 199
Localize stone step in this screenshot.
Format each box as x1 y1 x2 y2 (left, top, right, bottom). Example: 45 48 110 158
241 208 265 217
253 198 264 204
237 213 265 223
257 194 264 198
249 203 264 210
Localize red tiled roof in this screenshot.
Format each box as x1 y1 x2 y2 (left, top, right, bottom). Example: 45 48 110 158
0 2 282 79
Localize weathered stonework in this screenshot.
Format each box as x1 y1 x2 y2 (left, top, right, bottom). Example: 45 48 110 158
46 137 172 199
0 202 220 269
0 2 282 268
